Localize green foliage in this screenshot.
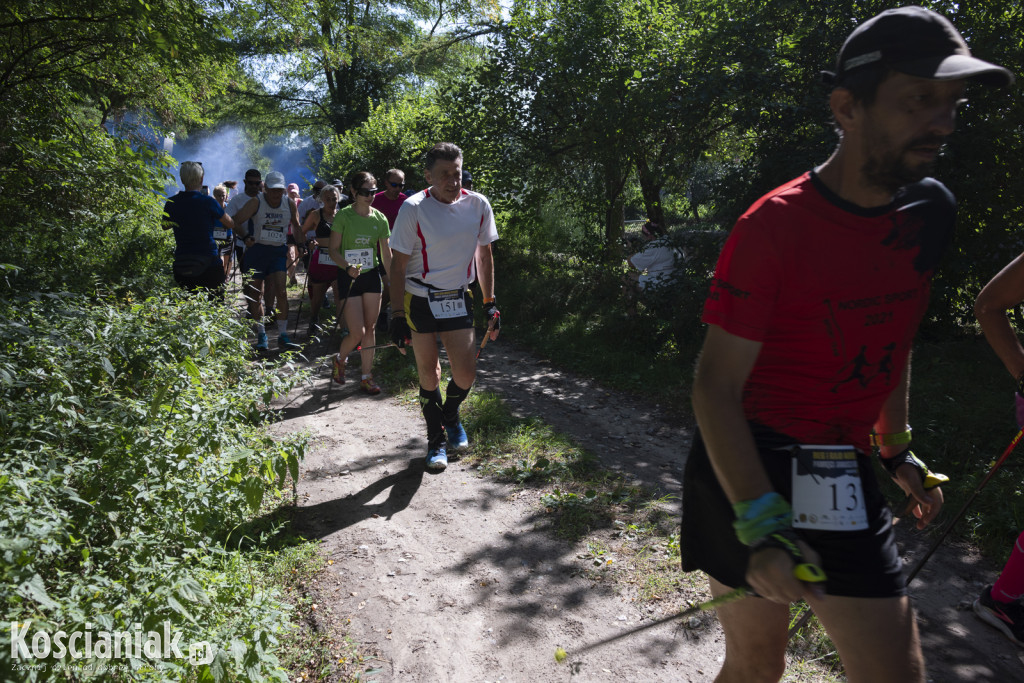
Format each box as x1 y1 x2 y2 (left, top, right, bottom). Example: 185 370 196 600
0 0 238 297
0 290 307 678
321 96 443 183
222 0 501 136
495 236 720 397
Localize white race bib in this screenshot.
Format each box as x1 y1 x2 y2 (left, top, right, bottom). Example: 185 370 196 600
791 446 868 531
262 225 286 245
345 248 374 269
212 228 229 240
318 247 336 267
428 289 467 319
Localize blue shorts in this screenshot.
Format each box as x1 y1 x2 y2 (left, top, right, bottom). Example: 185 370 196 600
242 243 287 280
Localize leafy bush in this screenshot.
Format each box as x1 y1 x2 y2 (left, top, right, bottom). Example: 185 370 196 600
0 286 307 679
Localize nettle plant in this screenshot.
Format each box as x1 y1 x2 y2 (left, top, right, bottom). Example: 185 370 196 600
0 289 306 679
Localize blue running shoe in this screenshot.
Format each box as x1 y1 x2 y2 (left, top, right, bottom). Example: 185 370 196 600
256 332 269 350
445 422 469 451
279 332 298 349
426 443 448 471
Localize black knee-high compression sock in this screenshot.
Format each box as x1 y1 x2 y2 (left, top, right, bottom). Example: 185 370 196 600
419 386 445 447
441 379 471 427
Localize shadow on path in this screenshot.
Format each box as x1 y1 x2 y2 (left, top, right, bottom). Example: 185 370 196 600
294 457 426 540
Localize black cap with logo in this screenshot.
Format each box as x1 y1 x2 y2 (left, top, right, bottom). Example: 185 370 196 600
824 6 1013 88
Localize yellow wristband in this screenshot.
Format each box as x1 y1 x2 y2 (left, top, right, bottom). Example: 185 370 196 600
869 428 912 447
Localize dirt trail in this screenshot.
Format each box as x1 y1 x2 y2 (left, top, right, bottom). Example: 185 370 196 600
273 336 1024 682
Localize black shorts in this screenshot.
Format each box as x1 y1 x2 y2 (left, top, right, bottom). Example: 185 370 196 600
680 425 905 599
338 269 383 297
404 289 475 334
173 257 226 298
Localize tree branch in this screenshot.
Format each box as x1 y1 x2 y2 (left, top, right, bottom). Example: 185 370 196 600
228 85 332 120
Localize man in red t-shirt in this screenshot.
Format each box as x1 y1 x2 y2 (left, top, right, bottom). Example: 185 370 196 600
371 168 408 325
682 8 1013 682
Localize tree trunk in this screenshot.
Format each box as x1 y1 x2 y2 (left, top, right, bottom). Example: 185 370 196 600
635 155 665 228
603 163 628 262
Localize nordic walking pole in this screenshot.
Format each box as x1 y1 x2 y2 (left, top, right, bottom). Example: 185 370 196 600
476 316 498 360
904 426 1024 586
292 245 310 337
335 265 359 334
553 587 752 663
350 343 398 354
556 563 824 663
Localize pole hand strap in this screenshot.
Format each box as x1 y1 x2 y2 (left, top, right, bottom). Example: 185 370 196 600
880 447 949 490
749 529 827 584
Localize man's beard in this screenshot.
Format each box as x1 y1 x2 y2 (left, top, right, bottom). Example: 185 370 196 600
861 133 946 194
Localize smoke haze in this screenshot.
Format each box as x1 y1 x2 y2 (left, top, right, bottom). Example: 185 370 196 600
165 126 322 197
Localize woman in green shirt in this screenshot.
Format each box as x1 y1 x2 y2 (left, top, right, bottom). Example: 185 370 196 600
328 171 393 394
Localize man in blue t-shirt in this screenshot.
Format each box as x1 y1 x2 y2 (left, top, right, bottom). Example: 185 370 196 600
163 161 236 297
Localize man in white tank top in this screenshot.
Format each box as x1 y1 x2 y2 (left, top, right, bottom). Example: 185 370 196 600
232 171 301 350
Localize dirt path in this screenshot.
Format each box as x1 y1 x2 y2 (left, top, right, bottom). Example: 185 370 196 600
274 336 1024 682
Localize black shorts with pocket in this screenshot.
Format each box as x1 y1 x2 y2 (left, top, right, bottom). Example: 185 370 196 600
680 423 905 598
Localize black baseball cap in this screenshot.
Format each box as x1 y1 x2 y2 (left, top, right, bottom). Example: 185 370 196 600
824 6 1013 87
462 170 472 183
244 168 262 180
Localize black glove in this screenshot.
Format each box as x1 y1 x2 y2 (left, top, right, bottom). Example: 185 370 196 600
390 315 411 348
484 302 501 332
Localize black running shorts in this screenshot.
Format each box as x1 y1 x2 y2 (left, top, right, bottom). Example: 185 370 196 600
338 268 382 297
404 289 475 334
680 426 905 598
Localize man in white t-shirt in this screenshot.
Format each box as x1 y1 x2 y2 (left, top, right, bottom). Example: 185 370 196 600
625 221 681 316
628 221 680 290
389 143 500 472
297 179 326 228
226 169 262 269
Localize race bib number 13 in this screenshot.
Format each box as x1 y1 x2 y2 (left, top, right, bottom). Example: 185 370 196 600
791 446 868 531
428 289 467 319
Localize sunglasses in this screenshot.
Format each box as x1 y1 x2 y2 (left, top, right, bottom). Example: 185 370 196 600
389 182 405 188
244 178 261 185
355 187 378 197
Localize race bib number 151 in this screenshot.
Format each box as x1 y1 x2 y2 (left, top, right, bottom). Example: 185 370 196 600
428 289 466 319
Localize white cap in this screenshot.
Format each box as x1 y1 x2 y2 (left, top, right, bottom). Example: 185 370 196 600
264 171 286 189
